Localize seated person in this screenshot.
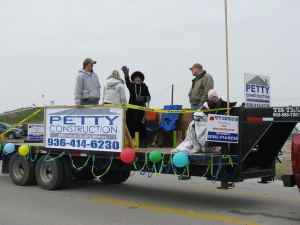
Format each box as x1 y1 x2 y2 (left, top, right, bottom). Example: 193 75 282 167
201 89 237 114
171 89 236 153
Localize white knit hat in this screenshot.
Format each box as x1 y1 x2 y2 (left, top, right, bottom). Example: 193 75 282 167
208 89 218 99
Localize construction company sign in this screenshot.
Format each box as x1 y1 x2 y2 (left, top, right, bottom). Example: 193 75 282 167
28 124 44 141
44 107 124 152
244 73 270 108
206 114 239 143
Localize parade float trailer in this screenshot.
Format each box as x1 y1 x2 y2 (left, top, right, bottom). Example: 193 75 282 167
1 105 299 190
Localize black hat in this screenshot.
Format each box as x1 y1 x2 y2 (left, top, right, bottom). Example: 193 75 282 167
131 71 145 82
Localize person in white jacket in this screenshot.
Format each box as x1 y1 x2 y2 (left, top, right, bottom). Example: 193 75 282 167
102 70 127 104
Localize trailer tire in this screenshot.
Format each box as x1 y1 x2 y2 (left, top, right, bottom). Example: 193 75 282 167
35 155 64 190
60 156 74 189
9 155 35 186
99 170 130 184
73 167 95 181
120 170 131 183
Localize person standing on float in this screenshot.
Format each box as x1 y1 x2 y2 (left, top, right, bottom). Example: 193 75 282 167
121 66 151 148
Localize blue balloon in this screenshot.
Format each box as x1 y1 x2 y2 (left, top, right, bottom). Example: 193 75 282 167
173 152 188 167
4 143 15 154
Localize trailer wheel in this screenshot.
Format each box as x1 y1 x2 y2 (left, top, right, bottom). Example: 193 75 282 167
99 170 130 184
35 155 64 190
60 156 74 189
9 155 35 186
73 167 96 181
120 170 131 183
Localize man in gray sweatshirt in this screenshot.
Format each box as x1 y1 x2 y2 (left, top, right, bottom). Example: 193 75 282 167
74 58 101 108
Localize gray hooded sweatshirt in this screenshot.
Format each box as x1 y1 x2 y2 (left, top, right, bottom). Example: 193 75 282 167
74 70 101 103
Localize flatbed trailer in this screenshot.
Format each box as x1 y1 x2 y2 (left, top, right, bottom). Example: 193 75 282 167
1 106 299 190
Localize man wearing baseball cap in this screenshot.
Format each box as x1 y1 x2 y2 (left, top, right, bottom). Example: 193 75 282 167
188 63 214 119
74 58 101 108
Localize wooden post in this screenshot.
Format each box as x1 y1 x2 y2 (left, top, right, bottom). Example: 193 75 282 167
125 125 135 149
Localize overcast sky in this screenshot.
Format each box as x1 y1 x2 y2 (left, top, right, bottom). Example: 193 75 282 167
0 0 299 113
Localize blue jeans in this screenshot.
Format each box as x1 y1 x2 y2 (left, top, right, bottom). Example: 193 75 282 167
190 103 201 120
81 99 99 105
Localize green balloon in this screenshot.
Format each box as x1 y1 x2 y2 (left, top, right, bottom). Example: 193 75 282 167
149 150 163 163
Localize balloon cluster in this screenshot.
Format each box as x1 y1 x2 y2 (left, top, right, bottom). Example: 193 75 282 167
120 148 189 168
2 143 30 156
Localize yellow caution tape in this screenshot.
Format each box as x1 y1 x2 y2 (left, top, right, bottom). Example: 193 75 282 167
45 103 231 114
101 103 231 114
1 108 43 138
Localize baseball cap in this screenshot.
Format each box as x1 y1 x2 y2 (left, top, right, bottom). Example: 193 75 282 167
189 63 202 70
83 58 97 65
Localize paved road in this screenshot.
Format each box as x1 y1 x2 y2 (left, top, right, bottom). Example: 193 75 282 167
0 139 297 225
0 168 299 225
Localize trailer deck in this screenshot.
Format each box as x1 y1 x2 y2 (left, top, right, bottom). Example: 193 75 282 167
1 106 300 190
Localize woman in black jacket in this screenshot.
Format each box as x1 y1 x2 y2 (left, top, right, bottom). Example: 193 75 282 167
121 66 151 148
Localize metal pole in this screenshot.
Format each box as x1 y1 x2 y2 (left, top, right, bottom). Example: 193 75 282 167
224 0 230 115
171 84 174 105
224 0 231 152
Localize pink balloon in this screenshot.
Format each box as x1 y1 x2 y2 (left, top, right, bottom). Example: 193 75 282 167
120 148 135 163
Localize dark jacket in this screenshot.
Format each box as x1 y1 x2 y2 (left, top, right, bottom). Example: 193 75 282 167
188 71 214 105
125 75 151 141
125 75 151 106
206 98 236 115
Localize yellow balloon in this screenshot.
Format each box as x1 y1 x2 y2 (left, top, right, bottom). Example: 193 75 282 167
18 145 29 156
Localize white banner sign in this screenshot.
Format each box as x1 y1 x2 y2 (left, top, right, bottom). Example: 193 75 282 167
206 114 239 143
244 73 270 107
28 124 44 141
45 107 124 152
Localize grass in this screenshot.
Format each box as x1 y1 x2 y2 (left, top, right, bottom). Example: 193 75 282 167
276 160 292 180
0 107 44 125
